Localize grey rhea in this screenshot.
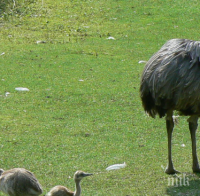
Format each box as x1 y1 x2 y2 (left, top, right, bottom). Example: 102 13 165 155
0 168 43 196
140 38 200 174
46 171 93 196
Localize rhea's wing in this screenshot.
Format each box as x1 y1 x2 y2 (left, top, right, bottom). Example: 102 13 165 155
9 169 43 196
156 40 200 113
140 39 189 117
140 39 200 117
141 39 188 80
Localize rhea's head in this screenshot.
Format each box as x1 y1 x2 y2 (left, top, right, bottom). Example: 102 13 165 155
74 171 93 181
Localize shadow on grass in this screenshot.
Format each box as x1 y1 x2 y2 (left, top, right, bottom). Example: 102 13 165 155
166 173 200 196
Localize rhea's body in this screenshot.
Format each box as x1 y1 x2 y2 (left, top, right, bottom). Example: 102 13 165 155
0 168 42 196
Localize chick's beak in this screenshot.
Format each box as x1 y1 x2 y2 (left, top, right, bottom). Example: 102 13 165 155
83 173 93 177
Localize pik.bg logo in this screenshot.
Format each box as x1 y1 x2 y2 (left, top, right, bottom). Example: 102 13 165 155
168 173 189 187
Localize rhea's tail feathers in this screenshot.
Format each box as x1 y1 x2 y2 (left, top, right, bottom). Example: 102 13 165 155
140 90 167 118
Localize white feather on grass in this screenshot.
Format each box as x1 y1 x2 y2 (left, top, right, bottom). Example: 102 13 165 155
15 87 30 92
106 162 126 171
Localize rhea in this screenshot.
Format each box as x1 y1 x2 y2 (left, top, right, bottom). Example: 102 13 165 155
46 171 93 196
140 38 200 174
0 168 43 196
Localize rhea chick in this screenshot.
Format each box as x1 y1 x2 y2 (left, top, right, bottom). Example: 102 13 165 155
0 168 43 196
46 171 93 196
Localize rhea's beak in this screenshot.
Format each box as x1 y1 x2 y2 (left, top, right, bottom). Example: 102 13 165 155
83 173 93 177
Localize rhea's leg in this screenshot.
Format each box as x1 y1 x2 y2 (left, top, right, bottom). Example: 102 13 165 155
165 111 179 174
188 116 200 173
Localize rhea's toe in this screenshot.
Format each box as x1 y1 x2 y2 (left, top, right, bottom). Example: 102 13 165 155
193 167 200 173
165 167 180 175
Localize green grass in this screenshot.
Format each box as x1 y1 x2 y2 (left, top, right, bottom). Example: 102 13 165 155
0 0 200 195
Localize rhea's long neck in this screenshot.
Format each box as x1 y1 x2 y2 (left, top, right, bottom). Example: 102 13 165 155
74 179 81 196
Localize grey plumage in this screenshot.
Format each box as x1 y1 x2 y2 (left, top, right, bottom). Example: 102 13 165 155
141 39 200 117
0 168 43 196
140 39 200 174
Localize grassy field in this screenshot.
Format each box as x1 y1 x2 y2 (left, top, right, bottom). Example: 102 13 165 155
0 0 200 195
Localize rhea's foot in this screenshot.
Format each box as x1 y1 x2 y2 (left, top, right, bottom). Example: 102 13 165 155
165 167 180 175
193 165 200 173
